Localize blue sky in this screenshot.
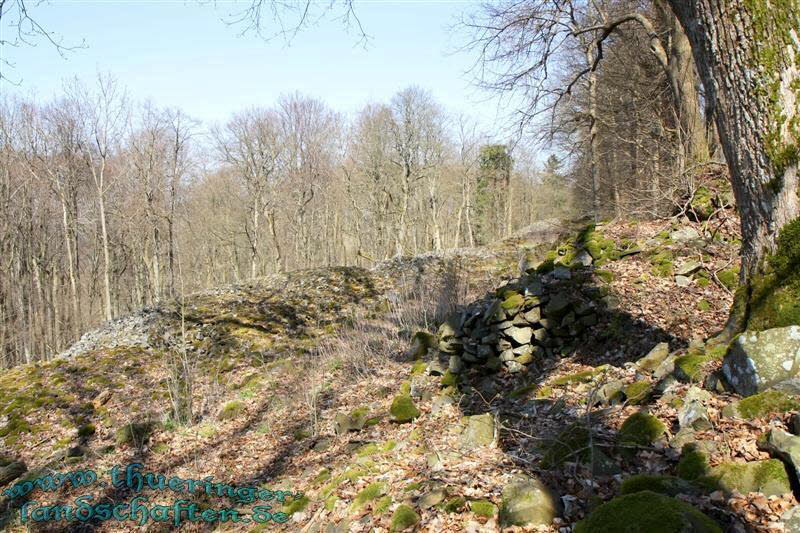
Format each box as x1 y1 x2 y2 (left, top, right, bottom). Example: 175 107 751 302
1 0 509 135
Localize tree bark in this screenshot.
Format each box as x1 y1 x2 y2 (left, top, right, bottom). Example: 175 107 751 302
668 0 799 333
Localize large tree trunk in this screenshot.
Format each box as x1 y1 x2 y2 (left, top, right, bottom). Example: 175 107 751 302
668 0 799 333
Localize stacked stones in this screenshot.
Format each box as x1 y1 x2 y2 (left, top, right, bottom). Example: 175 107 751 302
438 270 601 374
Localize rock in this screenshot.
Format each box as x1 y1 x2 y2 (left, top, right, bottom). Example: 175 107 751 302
574 250 593 267
460 414 496 449
669 428 697 450
499 349 515 362
620 474 697 497
505 361 524 373
710 459 791 496
419 488 447 509
675 275 692 287
389 395 420 423
791 413 800 435
677 387 713 431
0 461 26 486
574 491 721 533
438 313 462 340
676 261 702 276
448 356 463 374
499 474 560 527
431 394 454 414
506 327 532 345
544 292 571 318
636 343 670 374
596 380 625 406
722 326 800 397
409 331 437 358
624 382 653 405
783 505 800 533
390 504 420 531
760 428 800 481
670 226 700 243
427 360 445 376
653 354 678 379
523 307 541 323
619 412 666 446
552 265 571 280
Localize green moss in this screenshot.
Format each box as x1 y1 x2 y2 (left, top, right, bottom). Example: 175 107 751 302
217 400 246 420
382 439 397 452
552 369 598 386
441 496 466 513
697 299 711 312
115 422 155 446
736 390 800 418
470 499 497 518
325 495 337 511
574 491 721 533
748 218 800 330
536 386 553 399
390 394 420 423
440 370 459 388
648 249 675 278
709 459 791 496
677 443 710 481
410 360 427 376
624 382 652 405
313 468 331 484
619 412 665 446
404 481 422 492
375 495 392 514
352 482 387 511
620 475 694 497
356 443 380 457
501 292 524 313
595 270 614 284
390 504 420 531
77 423 96 437
673 353 708 382
282 495 310 515
717 268 739 291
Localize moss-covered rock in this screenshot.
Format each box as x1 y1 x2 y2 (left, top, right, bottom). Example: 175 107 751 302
574 491 721 533
115 421 155 446
352 482 387 511
282 495 310 515
541 424 591 468
390 504 420 531
217 400 246 420
389 394 420 423
709 459 791 496
440 370 459 388
636 343 670 374
624 382 653 405
747 218 800 330
619 412 666 446
677 443 710 481
499 474 560 527
470 499 497 519
734 389 800 418
717 268 739 291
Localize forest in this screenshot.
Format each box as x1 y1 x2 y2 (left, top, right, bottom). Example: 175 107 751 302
0 0 798 532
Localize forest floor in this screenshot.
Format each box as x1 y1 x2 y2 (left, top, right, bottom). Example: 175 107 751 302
0 210 795 532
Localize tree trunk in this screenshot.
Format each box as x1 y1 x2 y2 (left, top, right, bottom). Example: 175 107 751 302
668 0 799 333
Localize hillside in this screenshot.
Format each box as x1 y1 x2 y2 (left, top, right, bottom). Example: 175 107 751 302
2 213 799 532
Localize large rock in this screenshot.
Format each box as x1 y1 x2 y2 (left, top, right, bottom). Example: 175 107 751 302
499 474 560 527
636 342 670 374
710 459 791 496
761 428 800 481
0 461 26 487
575 491 720 533
722 326 800 397
506 326 533 345
459 413 496 449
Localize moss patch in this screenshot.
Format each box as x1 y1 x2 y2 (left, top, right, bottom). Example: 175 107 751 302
620 475 695 497
217 400 246 420
389 395 420 423
575 491 721 533
677 443 710 481
736 390 800 418
748 218 800 330
619 412 666 446
390 504 420 531
352 482 387 511
624 382 652 405
470 499 497 519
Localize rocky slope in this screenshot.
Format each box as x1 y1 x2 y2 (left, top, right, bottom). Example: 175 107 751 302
2 212 800 532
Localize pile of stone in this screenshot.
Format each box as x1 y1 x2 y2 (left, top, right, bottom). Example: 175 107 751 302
437 270 602 374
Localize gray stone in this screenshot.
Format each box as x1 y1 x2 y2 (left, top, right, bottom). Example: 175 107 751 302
552 265 572 280
670 226 700 242
477 344 493 358
506 327 533 345
636 342 670 374
523 307 541 323
513 344 533 357
419 488 447 509
460 413 496 449
595 380 625 406
525 277 544 296
574 250 593 267
791 413 800 435
499 474 561 527
783 505 800 533
761 428 800 481
0 461 26 487
675 275 692 287
506 361 524 373
678 392 713 431
676 261 702 276
710 459 791 496
669 428 697 450
722 326 800 397
428 360 445 376
544 292 571 318
449 355 463 374
499 349 515 362
431 394 455 414
654 354 678 379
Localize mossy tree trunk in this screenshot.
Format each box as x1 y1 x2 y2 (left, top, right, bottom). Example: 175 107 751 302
668 0 800 334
